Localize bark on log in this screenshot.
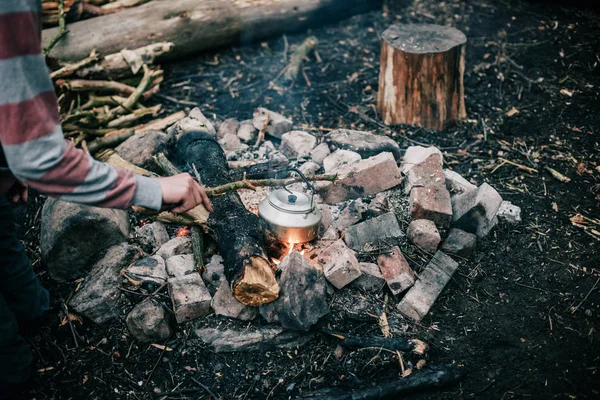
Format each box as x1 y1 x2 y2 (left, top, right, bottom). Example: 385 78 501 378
377 24 467 131
175 131 279 306
42 0 382 62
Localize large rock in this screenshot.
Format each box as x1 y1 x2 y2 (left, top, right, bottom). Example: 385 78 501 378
323 149 361 173
401 146 443 174
319 240 361 289
377 246 415 295
168 273 212 323
156 236 192 260
409 185 453 227
123 255 168 289
165 254 195 278
326 129 401 161
126 299 173 342
452 183 503 238
167 107 216 137
497 201 521 224
444 169 477 195
237 119 257 143
194 326 313 353
407 219 441 253
69 243 143 325
41 198 131 282
218 133 241 152
260 251 328 331
115 130 168 172
318 152 403 204
252 108 292 139
135 222 169 253
396 251 459 321
344 212 404 252
280 131 317 158
211 280 257 321
299 161 320 176
217 118 239 139
310 142 331 165
201 255 226 289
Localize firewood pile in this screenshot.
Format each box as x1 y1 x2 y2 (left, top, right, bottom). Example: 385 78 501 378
41 0 151 27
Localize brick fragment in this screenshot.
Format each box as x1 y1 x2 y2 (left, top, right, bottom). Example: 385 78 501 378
319 239 362 289
409 185 453 227
344 212 404 252
168 273 212 323
452 183 503 238
440 228 476 257
377 246 415 295
407 219 441 253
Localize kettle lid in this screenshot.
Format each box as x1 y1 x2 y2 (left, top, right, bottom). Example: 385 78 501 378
267 189 314 214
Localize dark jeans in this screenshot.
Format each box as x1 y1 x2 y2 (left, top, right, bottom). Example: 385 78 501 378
0 197 49 388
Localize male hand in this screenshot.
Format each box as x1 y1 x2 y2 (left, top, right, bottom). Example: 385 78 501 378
7 180 28 204
158 173 213 213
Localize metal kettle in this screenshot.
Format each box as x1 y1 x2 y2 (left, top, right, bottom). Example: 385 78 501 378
258 171 322 244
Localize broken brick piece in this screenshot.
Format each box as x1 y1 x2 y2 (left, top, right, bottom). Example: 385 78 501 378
440 228 477 258
317 152 402 204
401 146 443 174
396 251 459 321
377 246 415 295
168 273 212 323
344 212 404 252
407 219 441 254
409 185 453 227
319 239 362 289
351 262 386 293
451 183 503 238
404 153 445 194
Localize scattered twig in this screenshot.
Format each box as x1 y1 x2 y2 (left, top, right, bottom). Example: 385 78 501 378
190 377 219 400
254 114 270 148
50 50 99 80
497 157 538 174
284 36 318 82
60 301 79 347
43 0 68 56
205 174 337 197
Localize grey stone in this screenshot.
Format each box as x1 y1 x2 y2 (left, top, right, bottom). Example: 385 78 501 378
135 222 169 253
397 251 459 321
310 143 331 165
401 146 443 174
237 119 258 143
409 185 453 227
280 131 317 158
115 130 168 172
126 299 173 342
318 152 403 204
252 108 292 139
201 255 226 289
124 255 168 287
218 118 240 139
377 246 415 295
497 201 521 224
165 254 196 278
156 236 192 260
404 153 445 194
344 212 404 252
444 169 477 195
351 263 386 292
41 198 131 282
319 239 362 289
194 326 313 353
323 149 361 173
168 273 212 323
440 228 477 257
167 107 216 137
299 161 320 176
260 251 328 331
334 199 367 232
212 280 258 321
407 219 441 253
326 129 401 161
218 133 241 152
452 183 503 238
69 243 143 325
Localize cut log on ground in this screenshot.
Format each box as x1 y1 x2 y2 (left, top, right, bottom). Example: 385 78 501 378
42 0 382 62
306 364 465 400
377 24 467 130
175 131 279 306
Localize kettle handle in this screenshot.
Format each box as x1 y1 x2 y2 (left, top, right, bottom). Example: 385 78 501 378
281 167 316 210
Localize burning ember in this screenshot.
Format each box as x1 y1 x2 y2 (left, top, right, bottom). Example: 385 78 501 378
176 227 191 237
272 243 305 266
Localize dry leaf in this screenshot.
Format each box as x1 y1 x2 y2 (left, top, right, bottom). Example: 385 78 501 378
82 375 89 384
560 88 574 97
401 368 413 378
552 202 559 212
184 366 197 372
38 367 54 373
60 312 83 326
505 107 519 117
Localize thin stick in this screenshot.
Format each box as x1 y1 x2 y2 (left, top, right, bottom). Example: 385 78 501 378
61 301 79 347
284 36 318 81
497 157 538 174
571 276 600 313
205 174 337 197
43 0 68 56
50 50 99 80
153 153 181 176
191 227 205 273
57 79 136 96
87 129 134 154
190 377 219 400
254 114 270 148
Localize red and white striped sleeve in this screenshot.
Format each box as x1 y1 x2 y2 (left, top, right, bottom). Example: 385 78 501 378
0 0 162 210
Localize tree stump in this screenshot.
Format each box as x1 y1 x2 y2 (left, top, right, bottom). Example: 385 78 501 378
377 24 467 131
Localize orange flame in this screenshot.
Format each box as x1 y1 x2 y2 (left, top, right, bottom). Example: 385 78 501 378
176 227 191 237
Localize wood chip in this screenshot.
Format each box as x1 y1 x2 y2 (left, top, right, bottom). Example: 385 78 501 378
545 166 571 182
559 88 574 97
505 107 519 117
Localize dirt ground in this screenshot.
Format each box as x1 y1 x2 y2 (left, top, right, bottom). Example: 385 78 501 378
22 0 599 399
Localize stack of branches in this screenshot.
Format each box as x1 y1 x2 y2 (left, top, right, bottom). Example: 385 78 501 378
50 42 183 155
42 0 152 27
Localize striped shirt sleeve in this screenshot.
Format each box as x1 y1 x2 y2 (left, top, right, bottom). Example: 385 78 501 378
0 0 162 210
